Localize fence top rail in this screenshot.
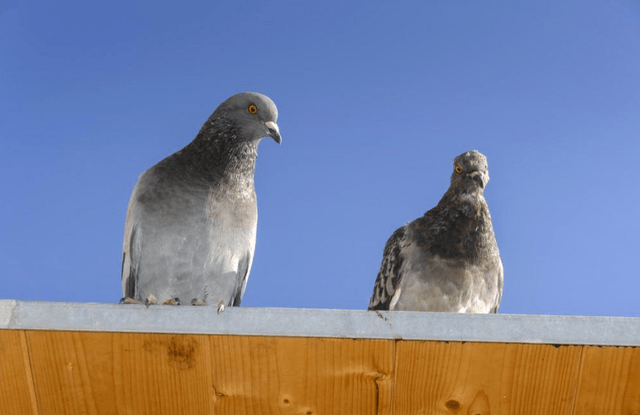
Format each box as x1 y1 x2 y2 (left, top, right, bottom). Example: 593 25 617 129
1 300 638 346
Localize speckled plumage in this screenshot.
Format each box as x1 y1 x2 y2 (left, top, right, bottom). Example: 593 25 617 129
368 150 503 313
121 92 281 308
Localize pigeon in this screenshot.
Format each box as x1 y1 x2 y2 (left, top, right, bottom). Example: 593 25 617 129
121 92 281 310
368 150 503 313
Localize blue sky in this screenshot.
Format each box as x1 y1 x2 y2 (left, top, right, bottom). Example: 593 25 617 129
1 0 639 316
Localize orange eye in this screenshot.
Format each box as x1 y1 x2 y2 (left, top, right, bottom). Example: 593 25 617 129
455 165 463 174
248 104 257 114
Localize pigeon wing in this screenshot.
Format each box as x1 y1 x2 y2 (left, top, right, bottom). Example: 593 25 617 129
490 260 504 313
121 182 143 300
229 251 252 307
368 226 406 310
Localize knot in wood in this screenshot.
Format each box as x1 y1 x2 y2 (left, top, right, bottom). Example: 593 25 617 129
445 399 461 411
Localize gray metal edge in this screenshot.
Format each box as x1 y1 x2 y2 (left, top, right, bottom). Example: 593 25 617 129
1 300 638 346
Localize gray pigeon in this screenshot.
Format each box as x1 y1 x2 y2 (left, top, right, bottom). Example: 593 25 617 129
121 92 281 310
368 150 503 313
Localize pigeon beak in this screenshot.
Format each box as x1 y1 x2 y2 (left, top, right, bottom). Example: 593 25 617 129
265 121 281 145
470 171 485 188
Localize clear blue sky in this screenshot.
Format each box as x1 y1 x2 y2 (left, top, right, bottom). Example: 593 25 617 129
1 0 639 316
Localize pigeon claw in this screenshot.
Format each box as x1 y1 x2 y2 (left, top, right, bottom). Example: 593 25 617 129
217 300 226 314
162 297 181 306
191 299 208 306
119 297 142 305
144 294 159 308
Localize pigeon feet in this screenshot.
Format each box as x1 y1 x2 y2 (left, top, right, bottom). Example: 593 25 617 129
190 299 225 313
162 297 181 305
120 295 180 307
191 299 208 306
144 294 159 308
217 300 226 314
119 297 142 305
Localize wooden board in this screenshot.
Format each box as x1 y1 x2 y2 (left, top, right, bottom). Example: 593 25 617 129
21 331 393 415
26 331 215 415
393 341 583 415
1 329 639 415
573 346 640 415
0 330 38 415
207 336 394 415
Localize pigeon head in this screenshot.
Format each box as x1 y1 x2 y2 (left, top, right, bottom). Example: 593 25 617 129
212 92 281 144
450 150 489 193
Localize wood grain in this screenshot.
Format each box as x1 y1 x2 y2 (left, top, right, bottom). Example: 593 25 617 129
6 328 640 415
393 341 583 415
27 331 214 415
207 335 395 415
0 330 38 414
24 331 395 415
573 345 640 415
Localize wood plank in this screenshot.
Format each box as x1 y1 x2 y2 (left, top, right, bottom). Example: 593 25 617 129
573 345 640 415
14 327 639 415
0 330 39 414
393 341 583 415
27 331 214 415
207 335 395 415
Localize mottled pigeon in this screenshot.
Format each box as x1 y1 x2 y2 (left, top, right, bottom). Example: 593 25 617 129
121 92 281 310
368 150 503 313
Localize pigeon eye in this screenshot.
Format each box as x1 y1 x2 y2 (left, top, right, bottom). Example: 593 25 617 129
455 165 463 174
248 104 258 114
